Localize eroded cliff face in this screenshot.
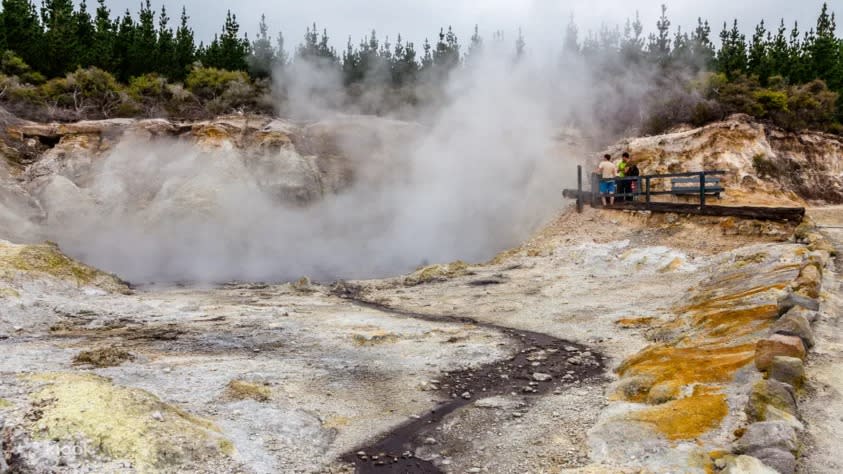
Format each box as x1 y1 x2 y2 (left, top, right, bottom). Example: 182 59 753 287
607 114 843 206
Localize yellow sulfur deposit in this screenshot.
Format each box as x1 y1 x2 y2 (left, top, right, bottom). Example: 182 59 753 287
618 343 756 397
627 392 729 440
225 380 271 402
0 240 128 293
27 373 232 469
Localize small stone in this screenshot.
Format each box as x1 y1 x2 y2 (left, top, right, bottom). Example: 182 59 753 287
423 437 437 445
467 468 482 473
734 421 799 454
769 356 805 388
461 391 471 399
532 373 552 382
755 335 806 371
714 458 727 469
151 411 164 422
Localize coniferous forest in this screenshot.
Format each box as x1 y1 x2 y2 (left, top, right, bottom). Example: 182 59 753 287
0 0 842 135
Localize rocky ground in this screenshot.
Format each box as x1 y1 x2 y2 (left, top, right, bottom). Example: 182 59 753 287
798 207 843 474
0 112 841 473
1 205 837 473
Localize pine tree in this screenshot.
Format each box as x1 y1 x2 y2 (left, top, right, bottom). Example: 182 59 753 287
173 7 195 80
217 10 249 71
391 34 417 85
1 0 44 72
128 0 157 76
563 14 579 55
248 14 275 78
748 21 771 83
620 12 644 64
274 31 289 68
689 18 715 72
768 20 790 80
91 0 116 72
113 10 136 81
597 23 619 54
421 38 433 70
671 27 691 68
156 5 176 78
788 22 807 82
717 20 747 78
647 4 671 66
41 0 77 76
341 36 359 85
296 22 337 63
810 3 841 89
465 24 482 64
73 0 95 68
432 26 460 71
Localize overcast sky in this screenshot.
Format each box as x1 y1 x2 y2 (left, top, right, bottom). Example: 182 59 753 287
100 0 838 53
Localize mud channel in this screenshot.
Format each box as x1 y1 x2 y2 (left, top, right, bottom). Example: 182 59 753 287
333 294 606 473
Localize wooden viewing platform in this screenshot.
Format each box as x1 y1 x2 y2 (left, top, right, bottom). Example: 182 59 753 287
562 166 806 223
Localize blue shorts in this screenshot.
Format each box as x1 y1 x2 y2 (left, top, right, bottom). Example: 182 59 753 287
599 180 616 194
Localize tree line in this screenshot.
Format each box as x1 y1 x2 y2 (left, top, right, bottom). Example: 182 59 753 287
0 0 841 133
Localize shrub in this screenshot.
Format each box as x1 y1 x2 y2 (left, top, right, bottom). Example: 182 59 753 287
128 73 168 101
40 67 125 118
185 66 249 100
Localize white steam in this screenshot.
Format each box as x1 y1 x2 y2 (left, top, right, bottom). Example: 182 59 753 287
32 48 588 283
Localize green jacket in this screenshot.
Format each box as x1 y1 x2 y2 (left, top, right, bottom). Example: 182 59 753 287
617 160 628 177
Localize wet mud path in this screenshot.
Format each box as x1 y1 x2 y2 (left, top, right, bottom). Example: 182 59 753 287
333 294 606 473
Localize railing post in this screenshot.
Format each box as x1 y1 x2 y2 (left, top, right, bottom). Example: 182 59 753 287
576 165 583 213
645 177 651 204
699 172 706 207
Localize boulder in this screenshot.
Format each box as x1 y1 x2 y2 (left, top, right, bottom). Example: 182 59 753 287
771 311 814 349
734 421 799 455
782 305 820 324
776 292 819 316
762 405 804 431
750 447 797 474
792 263 822 299
755 335 806 372
746 379 797 421
769 356 805 388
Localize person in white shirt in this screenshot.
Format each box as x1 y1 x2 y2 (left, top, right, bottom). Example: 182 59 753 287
596 154 617 206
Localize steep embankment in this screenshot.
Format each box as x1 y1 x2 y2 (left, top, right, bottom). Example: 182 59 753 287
606 114 843 206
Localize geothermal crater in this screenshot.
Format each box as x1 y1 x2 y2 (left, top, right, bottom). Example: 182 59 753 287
0 112 841 474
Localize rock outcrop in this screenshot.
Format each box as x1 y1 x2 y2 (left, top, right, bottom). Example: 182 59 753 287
607 114 843 205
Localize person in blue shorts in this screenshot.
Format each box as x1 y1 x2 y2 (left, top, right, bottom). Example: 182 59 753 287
596 154 617 206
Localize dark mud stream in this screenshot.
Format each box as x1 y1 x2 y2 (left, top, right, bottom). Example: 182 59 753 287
332 292 605 473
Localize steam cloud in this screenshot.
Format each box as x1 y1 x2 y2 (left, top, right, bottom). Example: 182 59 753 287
33 46 606 284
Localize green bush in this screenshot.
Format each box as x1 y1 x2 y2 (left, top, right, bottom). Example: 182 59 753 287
39 67 125 117
753 89 789 117
185 66 249 100
128 73 168 100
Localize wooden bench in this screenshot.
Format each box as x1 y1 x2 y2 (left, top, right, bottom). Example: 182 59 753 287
670 177 724 198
